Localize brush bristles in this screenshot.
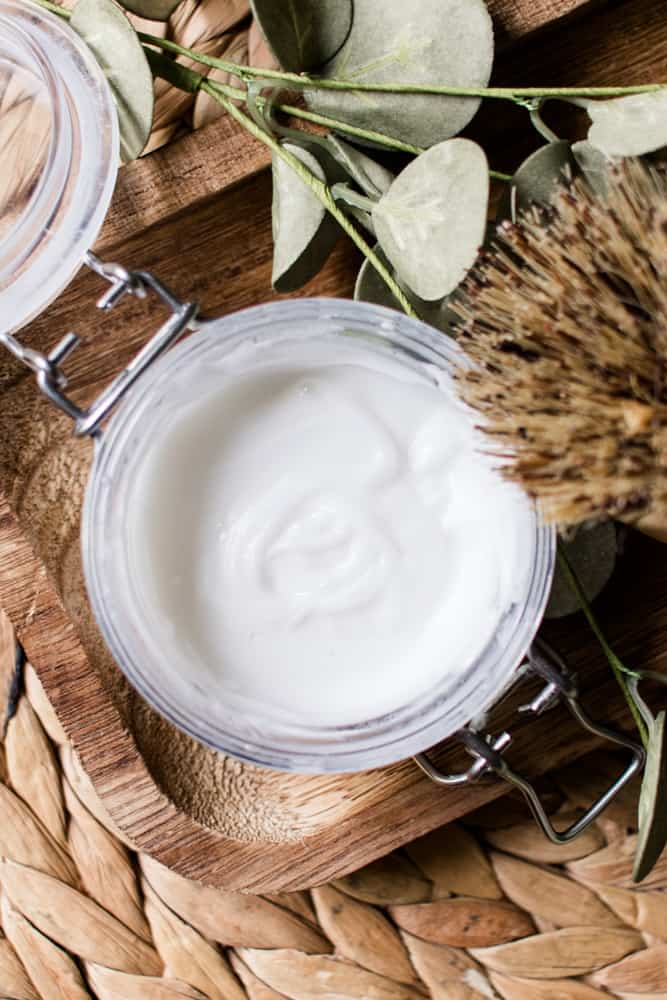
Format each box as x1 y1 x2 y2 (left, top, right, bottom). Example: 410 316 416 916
456 158 667 530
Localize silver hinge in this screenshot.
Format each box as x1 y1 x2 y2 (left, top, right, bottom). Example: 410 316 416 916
0 253 199 437
414 638 645 843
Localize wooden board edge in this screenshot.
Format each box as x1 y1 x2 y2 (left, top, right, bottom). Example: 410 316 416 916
98 113 270 253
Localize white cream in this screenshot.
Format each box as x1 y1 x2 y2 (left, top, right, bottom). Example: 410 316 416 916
127 338 534 727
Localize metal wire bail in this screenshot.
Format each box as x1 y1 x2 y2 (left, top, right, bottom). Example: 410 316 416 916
0 254 199 437
415 637 645 843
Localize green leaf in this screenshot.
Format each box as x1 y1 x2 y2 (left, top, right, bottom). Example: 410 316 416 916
354 245 457 334
271 142 340 292
634 710 667 882
277 133 348 187
71 0 154 162
372 138 489 301
305 0 494 149
571 140 614 196
116 0 180 19
326 136 394 198
545 522 617 619
250 0 353 73
497 141 576 220
586 91 667 157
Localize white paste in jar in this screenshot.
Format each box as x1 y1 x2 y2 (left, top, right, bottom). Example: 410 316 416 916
127 339 534 726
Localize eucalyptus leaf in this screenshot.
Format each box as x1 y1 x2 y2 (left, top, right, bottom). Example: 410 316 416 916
339 202 376 237
586 91 667 157
305 0 494 149
634 709 667 882
497 141 576 221
278 133 348 187
571 140 615 196
271 142 340 292
546 522 617 619
250 0 353 73
372 138 489 301
116 0 180 19
71 0 154 162
326 136 394 198
354 245 457 334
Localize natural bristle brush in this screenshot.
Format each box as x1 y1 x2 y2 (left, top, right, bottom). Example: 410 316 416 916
455 158 667 542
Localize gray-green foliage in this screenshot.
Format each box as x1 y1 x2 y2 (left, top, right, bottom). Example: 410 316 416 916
71 0 154 162
305 0 494 149
372 138 489 301
571 140 614 196
628 675 667 883
326 136 394 198
634 710 667 883
354 246 457 334
586 91 667 157
271 143 340 291
498 141 576 219
250 0 353 73
546 523 617 619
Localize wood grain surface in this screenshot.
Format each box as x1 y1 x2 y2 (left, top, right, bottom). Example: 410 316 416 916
0 0 665 891
486 0 594 41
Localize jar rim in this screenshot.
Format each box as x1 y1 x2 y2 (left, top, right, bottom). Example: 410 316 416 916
82 299 556 773
0 0 118 335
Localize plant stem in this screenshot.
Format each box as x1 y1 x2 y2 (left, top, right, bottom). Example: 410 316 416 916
331 184 378 214
140 32 666 101
33 0 66 14
32 1 667 103
204 79 424 154
529 106 560 144
199 80 418 319
557 543 649 749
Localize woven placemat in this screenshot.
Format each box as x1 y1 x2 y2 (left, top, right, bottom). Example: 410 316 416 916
126 0 277 156
0 626 664 999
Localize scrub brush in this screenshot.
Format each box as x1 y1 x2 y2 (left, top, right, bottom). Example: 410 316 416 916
455 158 667 541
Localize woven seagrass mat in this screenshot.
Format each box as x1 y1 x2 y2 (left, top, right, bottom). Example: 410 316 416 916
0 614 665 1000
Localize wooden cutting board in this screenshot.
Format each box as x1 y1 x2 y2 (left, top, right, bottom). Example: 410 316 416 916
0 0 666 892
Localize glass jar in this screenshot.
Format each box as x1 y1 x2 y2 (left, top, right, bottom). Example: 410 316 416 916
83 298 556 772
0 0 118 334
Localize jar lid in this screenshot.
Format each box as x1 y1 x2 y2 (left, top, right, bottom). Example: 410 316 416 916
0 0 119 334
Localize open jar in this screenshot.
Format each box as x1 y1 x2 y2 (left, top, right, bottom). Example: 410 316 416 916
0 0 644 845
0 0 118 334
83 298 554 773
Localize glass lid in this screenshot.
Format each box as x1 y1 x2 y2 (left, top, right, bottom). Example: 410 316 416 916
0 0 118 334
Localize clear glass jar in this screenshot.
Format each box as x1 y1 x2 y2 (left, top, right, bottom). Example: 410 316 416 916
0 0 118 334
82 299 556 772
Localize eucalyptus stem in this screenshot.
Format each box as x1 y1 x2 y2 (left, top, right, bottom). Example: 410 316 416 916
557 543 649 749
205 80 424 155
331 184 378 214
32 0 66 14
199 81 418 319
529 106 560 144
30 1 667 104
140 32 666 102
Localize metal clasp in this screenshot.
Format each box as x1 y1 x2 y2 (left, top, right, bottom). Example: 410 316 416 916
3 253 198 438
415 638 645 843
